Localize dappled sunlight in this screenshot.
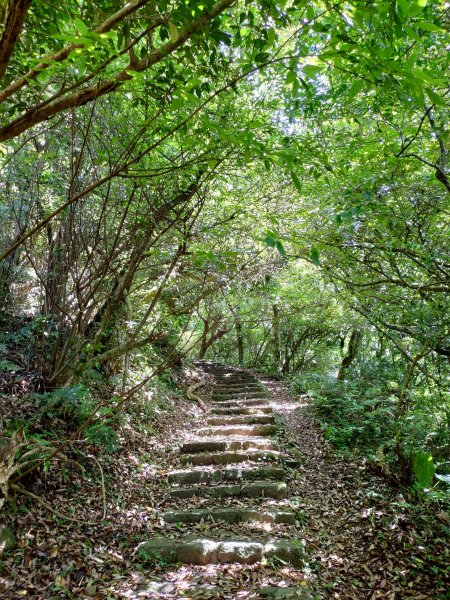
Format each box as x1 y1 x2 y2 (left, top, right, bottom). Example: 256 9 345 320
117 561 311 599
1 1 448 596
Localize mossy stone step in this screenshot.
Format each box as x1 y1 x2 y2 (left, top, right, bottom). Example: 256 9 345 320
214 386 265 394
214 398 270 408
137 537 305 567
168 466 285 485
169 480 287 500
211 405 273 415
180 449 280 466
181 438 276 454
215 380 260 386
207 415 275 426
162 506 296 525
259 586 312 599
213 391 268 400
197 424 276 437
213 375 260 382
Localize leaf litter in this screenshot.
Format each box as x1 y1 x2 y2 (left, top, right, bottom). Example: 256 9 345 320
0 373 448 599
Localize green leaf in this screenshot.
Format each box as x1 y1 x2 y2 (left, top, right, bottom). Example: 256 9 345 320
290 171 302 191
303 64 323 79
263 232 276 248
413 451 435 488
397 0 410 17
426 87 446 106
285 71 297 84
310 248 320 266
348 80 364 100
275 239 286 256
417 0 427 6
416 22 445 32
74 18 89 36
0 359 21 372
266 27 276 47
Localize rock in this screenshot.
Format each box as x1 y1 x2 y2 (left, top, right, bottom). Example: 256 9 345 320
0 526 16 555
242 481 287 499
180 450 280 466
259 585 312 598
169 483 241 499
181 440 228 453
137 538 217 565
137 538 306 567
181 438 275 454
217 540 263 564
263 539 306 568
213 398 270 408
168 465 284 485
211 405 273 415
170 480 286 500
207 415 275 426
163 507 295 525
177 539 217 565
168 469 221 485
223 466 285 481
197 424 276 437
137 538 178 564
212 391 268 400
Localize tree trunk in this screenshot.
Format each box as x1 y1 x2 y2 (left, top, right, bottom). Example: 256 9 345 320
272 304 281 369
198 319 211 359
337 328 361 380
235 317 244 365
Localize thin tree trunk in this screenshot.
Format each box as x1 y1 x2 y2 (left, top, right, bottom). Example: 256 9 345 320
236 317 244 365
273 303 281 370
337 328 361 380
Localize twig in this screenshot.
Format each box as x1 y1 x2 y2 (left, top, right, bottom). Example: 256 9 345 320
87 454 107 520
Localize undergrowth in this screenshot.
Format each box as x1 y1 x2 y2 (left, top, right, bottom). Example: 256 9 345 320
291 370 450 506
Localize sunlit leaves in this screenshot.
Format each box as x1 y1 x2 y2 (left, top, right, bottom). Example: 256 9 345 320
263 231 286 256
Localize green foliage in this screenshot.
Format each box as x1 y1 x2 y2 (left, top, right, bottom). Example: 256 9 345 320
413 451 435 488
295 374 397 452
34 385 89 418
0 359 21 372
85 423 118 454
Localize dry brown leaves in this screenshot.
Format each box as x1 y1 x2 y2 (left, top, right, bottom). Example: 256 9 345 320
264 378 450 600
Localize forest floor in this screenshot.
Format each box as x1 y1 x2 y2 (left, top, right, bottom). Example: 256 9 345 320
0 370 449 599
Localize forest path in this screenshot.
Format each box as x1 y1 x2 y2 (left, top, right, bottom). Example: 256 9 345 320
135 361 312 599
133 364 449 600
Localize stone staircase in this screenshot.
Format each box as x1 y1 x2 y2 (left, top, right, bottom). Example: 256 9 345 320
137 361 311 598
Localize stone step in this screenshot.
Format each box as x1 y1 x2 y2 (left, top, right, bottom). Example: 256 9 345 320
214 398 270 408
181 438 276 454
169 480 287 500
207 415 275 426
137 537 305 567
145 585 311 599
215 379 262 385
162 506 296 525
214 383 264 391
211 405 273 415
180 450 280 466
197 424 277 437
259 586 312 599
168 466 285 485
213 391 268 400
208 365 243 377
